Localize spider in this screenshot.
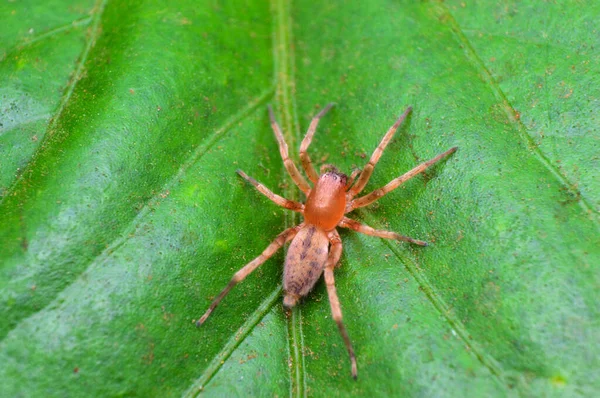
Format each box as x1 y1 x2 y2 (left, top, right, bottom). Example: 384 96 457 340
197 104 457 379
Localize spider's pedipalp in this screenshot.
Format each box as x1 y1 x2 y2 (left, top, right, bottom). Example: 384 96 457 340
348 106 413 197
345 169 361 190
237 170 304 212
300 103 336 183
324 229 357 379
268 105 312 194
339 216 428 246
347 146 457 212
196 224 303 326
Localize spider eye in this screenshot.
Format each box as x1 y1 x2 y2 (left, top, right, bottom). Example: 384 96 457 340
321 170 348 186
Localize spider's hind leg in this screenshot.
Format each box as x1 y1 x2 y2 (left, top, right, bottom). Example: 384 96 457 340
324 229 358 379
268 106 312 193
197 224 302 326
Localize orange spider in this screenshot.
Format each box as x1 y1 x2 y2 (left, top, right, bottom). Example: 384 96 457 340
197 104 457 379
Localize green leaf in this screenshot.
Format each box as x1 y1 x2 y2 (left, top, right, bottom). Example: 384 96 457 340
1 0 598 396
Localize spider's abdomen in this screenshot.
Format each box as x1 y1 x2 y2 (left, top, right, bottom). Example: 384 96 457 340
304 172 347 231
283 225 329 307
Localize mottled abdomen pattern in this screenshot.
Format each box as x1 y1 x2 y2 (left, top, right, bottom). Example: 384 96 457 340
283 225 329 307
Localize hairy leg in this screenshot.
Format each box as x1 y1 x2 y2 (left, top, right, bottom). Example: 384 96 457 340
268 105 312 193
237 170 304 212
347 146 457 211
324 229 358 379
348 107 412 197
197 224 303 326
299 103 335 182
339 217 427 246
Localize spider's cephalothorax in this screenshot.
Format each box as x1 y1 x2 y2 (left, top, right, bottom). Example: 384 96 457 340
197 104 457 379
304 170 348 230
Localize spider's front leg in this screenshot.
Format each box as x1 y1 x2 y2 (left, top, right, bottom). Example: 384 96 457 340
324 229 358 379
347 107 412 197
347 146 457 212
268 106 312 194
299 103 335 182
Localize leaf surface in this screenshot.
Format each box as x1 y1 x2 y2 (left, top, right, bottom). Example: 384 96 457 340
0 0 598 397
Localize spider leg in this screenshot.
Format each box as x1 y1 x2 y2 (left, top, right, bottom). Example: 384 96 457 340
347 146 457 212
324 229 358 379
344 168 361 190
268 105 312 194
237 170 304 212
348 107 412 197
339 216 427 246
197 224 303 326
299 103 335 182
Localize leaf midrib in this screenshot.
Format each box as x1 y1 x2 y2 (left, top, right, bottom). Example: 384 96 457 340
273 0 307 395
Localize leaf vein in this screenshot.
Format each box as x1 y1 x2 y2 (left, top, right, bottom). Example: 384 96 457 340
360 211 515 392
182 287 282 397
436 3 599 223
271 0 307 395
0 88 275 343
0 0 106 207
2 16 93 58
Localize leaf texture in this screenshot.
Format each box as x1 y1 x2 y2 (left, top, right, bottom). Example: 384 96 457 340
0 0 598 396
